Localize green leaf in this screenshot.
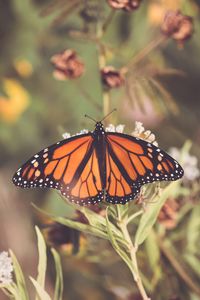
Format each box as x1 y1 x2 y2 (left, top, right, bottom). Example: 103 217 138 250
54 216 108 239
33 203 127 246
106 208 134 274
184 254 200 277
35 226 47 300
186 205 200 255
51 249 63 300
145 230 162 288
0 283 22 300
9 250 29 300
145 230 160 270
79 206 107 230
76 206 125 241
30 277 51 300
135 181 180 246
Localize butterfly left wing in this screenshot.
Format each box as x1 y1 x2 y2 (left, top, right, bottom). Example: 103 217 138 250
105 132 184 204
13 134 103 205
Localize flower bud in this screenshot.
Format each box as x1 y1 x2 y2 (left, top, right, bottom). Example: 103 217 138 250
101 66 125 89
123 0 142 12
107 0 142 11
161 11 193 45
107 0 129 9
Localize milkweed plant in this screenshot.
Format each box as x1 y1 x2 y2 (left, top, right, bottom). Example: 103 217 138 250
1 1 200 300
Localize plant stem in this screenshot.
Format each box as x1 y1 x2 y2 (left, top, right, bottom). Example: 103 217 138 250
157 237 200 297
96 21 112 122
126 210 143 225
102 10 116 34
125 35 167 70
75 81 102 112
117 208 151 300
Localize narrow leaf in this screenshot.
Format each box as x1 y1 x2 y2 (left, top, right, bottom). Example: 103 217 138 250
51 249 63 300
54 216 108 239
30 277 51 300
135 181 180 246
0 283 21 300
106 208 134 274
35 226 47 300
9 250 29 300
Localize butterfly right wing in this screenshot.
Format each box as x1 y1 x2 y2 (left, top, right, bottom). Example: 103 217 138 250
105 132 184 205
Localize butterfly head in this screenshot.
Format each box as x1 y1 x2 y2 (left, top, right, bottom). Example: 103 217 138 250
94 121 105 134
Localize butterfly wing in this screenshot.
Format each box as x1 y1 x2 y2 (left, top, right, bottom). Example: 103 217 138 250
105 132 184 204
12 134 103 205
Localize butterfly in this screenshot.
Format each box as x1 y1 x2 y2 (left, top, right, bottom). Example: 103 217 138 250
12 119 184 205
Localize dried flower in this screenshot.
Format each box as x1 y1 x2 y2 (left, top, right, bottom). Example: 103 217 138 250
161 11 193 45
101 66 125 89
0 251 13 285
80 1 105 23
51 49 84 81
132 121 158 146
107 0 142 11
43 222 87 255
169 147 199 182
107 0 129 9
158 198 179 229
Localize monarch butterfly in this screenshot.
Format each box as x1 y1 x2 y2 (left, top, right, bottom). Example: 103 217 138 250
12 117 184 205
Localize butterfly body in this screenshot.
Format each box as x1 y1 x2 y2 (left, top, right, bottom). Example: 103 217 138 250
13 122 184 205
92 122 107 189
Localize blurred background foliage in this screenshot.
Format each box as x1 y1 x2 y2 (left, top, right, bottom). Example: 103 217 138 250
0 0 200 300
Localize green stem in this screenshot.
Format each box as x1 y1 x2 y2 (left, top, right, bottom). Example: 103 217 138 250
117 209 151 300
102 10 116 34
96 21 112 122
75 81 102 112
126 210 143 225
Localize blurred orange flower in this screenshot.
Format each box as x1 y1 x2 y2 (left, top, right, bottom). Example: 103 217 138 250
148 0 182 26
0 79 30 123
14 59 33 78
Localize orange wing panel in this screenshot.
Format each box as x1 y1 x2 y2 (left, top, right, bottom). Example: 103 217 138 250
54 157 69 180
53 136 91 159
108 135 144 154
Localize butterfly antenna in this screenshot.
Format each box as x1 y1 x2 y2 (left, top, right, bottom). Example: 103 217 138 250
101 108 117 122
84 114 97 123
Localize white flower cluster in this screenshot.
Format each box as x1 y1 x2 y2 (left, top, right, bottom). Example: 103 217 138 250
105 124 125 133
169 147 200 182
132 121 158 146
0 251 13 285
62 129 89 139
